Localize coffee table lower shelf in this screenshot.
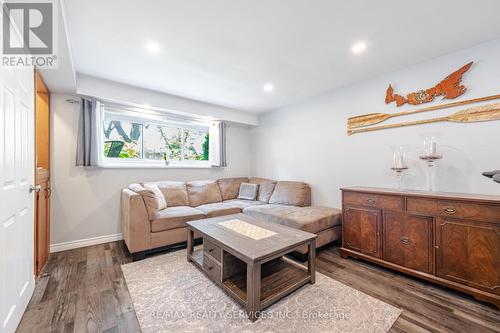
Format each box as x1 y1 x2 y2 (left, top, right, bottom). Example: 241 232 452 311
190 249 312 314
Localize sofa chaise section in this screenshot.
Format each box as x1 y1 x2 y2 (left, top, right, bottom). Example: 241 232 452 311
243 205 342 253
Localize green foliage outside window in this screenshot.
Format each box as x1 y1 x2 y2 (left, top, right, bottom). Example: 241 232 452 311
201 133 209 160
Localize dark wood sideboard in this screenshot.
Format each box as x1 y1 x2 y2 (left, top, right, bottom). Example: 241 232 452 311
340 187 500 309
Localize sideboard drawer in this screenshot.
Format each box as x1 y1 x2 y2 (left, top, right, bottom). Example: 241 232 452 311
344 191 404 211
407 198 500 223
204 239 222 263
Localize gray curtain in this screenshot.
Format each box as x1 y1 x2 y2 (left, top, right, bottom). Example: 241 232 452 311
76 98 100 166
219 122 227 167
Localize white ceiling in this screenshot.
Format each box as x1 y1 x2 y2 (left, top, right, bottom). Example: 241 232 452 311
64 0 500 113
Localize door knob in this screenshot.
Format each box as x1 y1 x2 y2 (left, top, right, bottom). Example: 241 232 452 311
29 185 41 193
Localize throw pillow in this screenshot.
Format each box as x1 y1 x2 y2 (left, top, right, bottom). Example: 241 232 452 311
237 183 259 201
128 183 165 220
249 177 277 202
144 184 167 210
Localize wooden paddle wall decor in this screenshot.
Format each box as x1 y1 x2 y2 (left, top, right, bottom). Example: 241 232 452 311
348 93 500 129
347 103 500 135
385 61 473 107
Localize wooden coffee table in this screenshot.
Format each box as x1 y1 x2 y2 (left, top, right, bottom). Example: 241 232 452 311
186 213 317 321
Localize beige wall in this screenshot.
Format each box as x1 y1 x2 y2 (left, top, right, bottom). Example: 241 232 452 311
50 94 252 246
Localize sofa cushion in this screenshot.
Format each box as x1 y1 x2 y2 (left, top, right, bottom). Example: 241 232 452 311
196 202 242 218
279 206 342 233
145 181 189 207
143 183 167 210
221 199 266 210
128 183 161 220
187 180 223 207
151 206 206 232
243 205 341 234
243 204 302 225
249 177 277 203
268 181 311 207
217 177 249 200
237 183 259 200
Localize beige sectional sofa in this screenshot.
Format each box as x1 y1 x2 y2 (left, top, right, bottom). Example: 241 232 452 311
121 177 342 260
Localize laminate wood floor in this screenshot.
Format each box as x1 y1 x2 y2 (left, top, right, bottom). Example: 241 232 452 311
17 241 500 333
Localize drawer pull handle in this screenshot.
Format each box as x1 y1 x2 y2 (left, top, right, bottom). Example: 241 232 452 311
207 265 213 270
400 237 411 245
366 198 375 205
208 248 214 252
444 207 456 215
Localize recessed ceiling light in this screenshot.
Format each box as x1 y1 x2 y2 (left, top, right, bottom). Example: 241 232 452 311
263 83 274 93
145 41 160 53
351 41 367 55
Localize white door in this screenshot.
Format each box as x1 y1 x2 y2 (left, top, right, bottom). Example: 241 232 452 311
0 62 35 331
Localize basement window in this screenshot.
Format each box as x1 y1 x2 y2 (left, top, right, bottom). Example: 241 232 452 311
101 111 211 168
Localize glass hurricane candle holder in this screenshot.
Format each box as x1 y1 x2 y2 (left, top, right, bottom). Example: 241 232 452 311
419 136 442 191
421 136 442 159
391 146 408 189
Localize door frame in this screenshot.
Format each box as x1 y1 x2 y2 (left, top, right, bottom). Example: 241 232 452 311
34 69 51 276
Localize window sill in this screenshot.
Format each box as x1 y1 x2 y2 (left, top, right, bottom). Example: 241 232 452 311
99 164 220 169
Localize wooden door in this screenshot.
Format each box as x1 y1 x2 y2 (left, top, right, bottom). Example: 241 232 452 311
436 218 500 295
343 206 381 258
0 63 35 330
35 169 50 275
35 71 50 169
34 71 51 276
383 212 433 273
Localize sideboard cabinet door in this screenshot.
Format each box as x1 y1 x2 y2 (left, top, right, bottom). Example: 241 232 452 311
436 218 500 296
343 207 381 258
383 212 433 273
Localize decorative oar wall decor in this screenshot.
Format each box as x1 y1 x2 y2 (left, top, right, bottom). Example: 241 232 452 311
348 93 500 129
347 103 500 135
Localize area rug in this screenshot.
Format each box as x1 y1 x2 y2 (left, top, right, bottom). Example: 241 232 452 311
121 249 401 333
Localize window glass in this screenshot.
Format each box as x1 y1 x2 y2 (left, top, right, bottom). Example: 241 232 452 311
143 124 182 161
103 120 142 158
102 113 210 165
183 129 209 161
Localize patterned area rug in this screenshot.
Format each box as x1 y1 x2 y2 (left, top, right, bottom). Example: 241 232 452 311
121 249 401 333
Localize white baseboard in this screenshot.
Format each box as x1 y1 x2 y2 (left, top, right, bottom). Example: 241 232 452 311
50 233 123 253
